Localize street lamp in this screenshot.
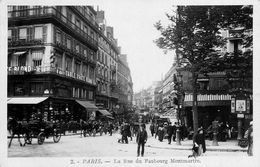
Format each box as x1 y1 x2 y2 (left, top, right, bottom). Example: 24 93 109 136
173 72 183 145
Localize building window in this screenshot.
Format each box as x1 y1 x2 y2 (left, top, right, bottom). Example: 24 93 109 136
83 25 88 34
65 56 72 72
67 10 73 27
75 60 81 74
82 63 88 77
90 50 94 60
56 29 61 44
55 53 62 69
83 49 87 57
19 28 27 40
30 82 43 95
89 67 94 79
18 54 27 66
8 29 12 41
75 18 81 31
88 91 93 100
34 26 43 39
32 50 43 67
66 37 71 49
76 44 80 53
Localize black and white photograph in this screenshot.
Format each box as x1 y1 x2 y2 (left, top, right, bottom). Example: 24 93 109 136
1 0 260 167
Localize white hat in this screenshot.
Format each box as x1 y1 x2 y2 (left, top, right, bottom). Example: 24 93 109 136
250 121 253 126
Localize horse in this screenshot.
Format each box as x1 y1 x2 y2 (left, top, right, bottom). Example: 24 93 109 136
8 118 30 148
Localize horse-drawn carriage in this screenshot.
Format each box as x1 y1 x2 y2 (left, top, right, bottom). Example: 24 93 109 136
8 119 62 147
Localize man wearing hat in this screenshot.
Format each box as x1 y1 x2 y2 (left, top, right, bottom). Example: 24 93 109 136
193 127 206 156
136 123 148 157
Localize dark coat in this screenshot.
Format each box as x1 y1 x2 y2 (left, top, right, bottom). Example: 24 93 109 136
167 125 174 135
194 133 206 153
136 130 148 144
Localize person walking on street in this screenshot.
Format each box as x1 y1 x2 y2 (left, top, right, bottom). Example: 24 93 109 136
150 123 155 137
108 122 114 136
122 122 128 144
136 123 148 157
244 121 253 156
167 122 173 144
193 127 206 156
172 122 177 142
158 123 164 142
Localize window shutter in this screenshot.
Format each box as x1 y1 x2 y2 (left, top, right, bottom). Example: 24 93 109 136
13 28 18 41
28 27 33 40
43 26 47 42
53 27 56 44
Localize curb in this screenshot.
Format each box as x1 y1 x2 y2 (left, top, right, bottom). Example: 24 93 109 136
146 144 247 152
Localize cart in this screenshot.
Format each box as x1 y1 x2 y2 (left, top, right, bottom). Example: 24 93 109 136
25 120 61 145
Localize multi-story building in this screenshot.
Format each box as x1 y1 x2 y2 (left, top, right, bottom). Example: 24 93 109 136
181 28 252 137
96 9 120 114
8 6 101 122
117 54 133 115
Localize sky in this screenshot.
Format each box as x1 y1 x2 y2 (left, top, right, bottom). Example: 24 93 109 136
89 0 175 93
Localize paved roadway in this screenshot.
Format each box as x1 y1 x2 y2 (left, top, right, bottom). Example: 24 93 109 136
8 131 246 157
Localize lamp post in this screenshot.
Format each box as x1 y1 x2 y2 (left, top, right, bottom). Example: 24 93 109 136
174 72 183 145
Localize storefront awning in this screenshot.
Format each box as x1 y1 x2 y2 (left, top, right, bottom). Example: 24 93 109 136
106 115 114 119
98 109 112 116
7 97 49 104
75 100 98 110
13 51 27 56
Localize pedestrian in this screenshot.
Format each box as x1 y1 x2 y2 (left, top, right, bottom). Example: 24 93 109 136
122 122 128 144
136 123 148 157
154 123 159 139
225 122 231 139
158 124 164 142
193 127 206 156
126 123 132 141
244 121 253 156
108 122 114 136
149 123 155 137
172 122 177 141
167 122 173 144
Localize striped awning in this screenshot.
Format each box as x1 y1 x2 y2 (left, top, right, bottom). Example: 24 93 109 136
184 94 232 102
13 51 27 56
32 50 43 60
98 109 112 116
75 100 98 110
7 97 48 104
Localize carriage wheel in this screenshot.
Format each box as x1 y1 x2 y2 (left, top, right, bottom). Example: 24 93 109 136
53 129 61 143
37 132 45 145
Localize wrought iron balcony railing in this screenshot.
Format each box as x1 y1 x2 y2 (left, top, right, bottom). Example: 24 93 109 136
8 6 98 49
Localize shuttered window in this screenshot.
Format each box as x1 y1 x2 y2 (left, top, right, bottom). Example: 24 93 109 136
32 50 43 67
19 28 27 40
34 26 43 39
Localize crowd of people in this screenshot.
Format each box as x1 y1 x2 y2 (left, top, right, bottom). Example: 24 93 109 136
149 122 189 143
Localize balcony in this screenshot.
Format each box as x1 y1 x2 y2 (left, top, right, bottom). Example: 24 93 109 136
8 7 98 51
8 39 44 48
7 65 96 86
96 90 108 97
54 42 96 66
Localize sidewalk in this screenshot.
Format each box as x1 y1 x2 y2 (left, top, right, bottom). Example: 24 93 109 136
145 136 247 152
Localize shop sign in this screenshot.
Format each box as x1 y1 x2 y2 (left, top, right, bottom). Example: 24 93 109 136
8 65 45 73
237 114 244 118
231 98 235 113
236 100 246 112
